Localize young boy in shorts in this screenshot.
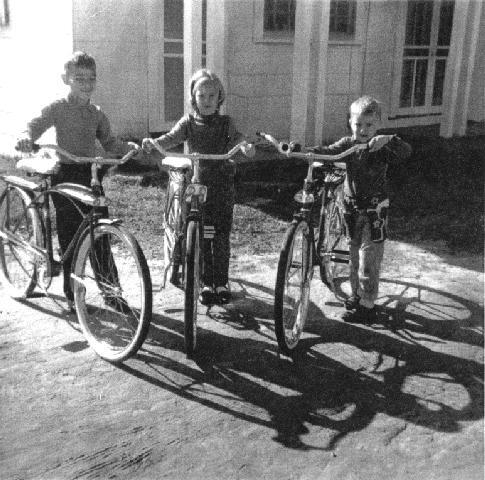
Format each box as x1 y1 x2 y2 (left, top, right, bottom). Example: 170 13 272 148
15 51 140 310
310 96 412 323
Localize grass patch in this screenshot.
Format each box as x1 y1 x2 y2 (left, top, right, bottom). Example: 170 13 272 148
1 134 483 260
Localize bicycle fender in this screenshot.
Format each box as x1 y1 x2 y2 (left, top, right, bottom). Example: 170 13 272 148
50 183 108 207
1 175 40 192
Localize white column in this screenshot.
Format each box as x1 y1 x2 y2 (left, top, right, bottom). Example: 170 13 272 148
184 0 203 115
440 0 470 137
313 0 331 145
290 0 317 143
456 0 483 136
206 0 226 87
290 0 330 145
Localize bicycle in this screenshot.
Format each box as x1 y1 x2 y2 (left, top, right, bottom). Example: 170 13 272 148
256 132 367 355
144 138 252 357
0 144 152 363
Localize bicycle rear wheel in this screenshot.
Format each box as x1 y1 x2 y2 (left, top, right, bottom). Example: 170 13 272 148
0 186 42 298
72 223 152 363
184 220 200 357
274 218 313 355
319 197 347 293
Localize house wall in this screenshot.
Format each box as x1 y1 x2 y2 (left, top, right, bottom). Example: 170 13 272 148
221 0 294 140
322 1 402 142
72 0 148 138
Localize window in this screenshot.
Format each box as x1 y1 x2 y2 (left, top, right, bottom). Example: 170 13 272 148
255 0 358 43
263 0 295 38
0 0 10 27
329 0 356 40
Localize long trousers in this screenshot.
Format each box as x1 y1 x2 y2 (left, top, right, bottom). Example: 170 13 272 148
200 169 235 289
52 166 114 300
348 212 385 309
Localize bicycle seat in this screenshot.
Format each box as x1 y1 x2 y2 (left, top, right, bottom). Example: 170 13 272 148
16 156 59 175
162 157 192 170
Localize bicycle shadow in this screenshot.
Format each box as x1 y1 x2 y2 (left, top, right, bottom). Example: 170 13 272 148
122 275 483 451
328 276 483 346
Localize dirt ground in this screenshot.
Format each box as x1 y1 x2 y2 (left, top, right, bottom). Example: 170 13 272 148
1 239 483 480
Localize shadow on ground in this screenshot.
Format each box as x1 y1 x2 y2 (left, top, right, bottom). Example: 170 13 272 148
120 275 484 451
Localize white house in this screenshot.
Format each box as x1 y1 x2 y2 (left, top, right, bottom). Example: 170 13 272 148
1 0 483 147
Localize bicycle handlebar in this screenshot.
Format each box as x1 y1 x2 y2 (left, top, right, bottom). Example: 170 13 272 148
256 131 367 161
144 137 251 161
31 144 138 165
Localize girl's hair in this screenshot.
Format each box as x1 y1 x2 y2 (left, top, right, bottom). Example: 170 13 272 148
188 69 225 112
350 95 382 120
64 51 96 74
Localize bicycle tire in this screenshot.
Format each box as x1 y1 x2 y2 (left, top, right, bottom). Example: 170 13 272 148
164 179 184 285
274 218 313 355
72 223 152 363
184 220 200 357
0 186 42 298
319 197 346 292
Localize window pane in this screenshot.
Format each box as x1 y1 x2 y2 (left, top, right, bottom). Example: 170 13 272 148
438 0 454 46
164 57 184 121
165 0 183 39
264 0 295 34
432 58 446 106
329 0 356 37
400 59 414 107
414 59 428 106
405 0 433 46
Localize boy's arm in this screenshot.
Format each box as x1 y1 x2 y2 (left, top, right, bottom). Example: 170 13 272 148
96 110 135 157
385 135 412 161
307 137 353 156
16 104 56 151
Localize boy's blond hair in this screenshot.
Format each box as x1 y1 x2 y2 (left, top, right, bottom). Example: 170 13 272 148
350 96 382 120
188 69 225 113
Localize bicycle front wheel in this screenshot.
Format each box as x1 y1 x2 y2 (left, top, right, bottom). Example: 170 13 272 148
0 186 42 298
319 198 347 293
274 219 313 355
184 220 200 357
72 223 152 363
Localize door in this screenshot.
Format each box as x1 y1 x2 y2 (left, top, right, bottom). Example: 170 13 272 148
392 0 454 116
147 0 207 133
148 0 185 133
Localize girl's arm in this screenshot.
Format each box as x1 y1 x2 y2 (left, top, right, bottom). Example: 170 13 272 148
154 116 189 150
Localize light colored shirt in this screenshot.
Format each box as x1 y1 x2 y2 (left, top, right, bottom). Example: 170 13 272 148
26 93 127 162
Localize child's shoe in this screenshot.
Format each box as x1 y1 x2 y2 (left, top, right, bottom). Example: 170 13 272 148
344 294 360 311
199 286 215 306
215 285 231 304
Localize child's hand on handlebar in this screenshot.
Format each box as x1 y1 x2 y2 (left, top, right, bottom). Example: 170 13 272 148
241 142 256 158
127 141 143 158
368 135 393 152
141 137 157 154
15 137 34 153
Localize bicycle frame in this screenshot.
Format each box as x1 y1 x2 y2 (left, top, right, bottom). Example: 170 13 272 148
257 131 367 269
146 138 249 289
1 145 137 288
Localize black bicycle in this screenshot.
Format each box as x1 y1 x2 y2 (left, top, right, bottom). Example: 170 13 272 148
0 144 152 363
257 132 367 355
144 138 252 357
